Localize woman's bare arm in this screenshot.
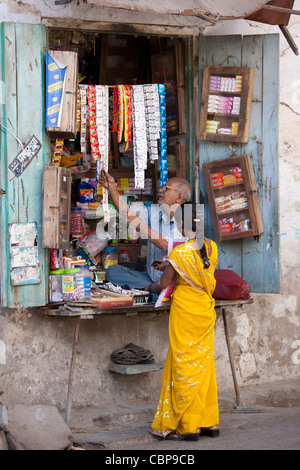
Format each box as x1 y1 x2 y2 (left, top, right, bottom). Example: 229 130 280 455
159 263 176 288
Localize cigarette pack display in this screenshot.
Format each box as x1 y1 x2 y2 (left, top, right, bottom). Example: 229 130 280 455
200 66 254 143
203 154 264 241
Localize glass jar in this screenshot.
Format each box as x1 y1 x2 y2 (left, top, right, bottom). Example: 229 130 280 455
70 208 84 235
49 268 84 302
102 247 118 270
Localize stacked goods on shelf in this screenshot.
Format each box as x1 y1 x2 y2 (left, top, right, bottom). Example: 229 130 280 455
116 177 152 196
210 166 243 188
206 74 242 136
219 217 251 234
215 191 248 214
100 282 151 304
210 173 224 188
205 119 239 136
209 75 243 92
206 120 220 134
208 95 241 115
231 122 239 135
167 153 176 171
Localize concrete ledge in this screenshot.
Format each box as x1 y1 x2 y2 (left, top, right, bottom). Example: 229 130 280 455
109 362 164 375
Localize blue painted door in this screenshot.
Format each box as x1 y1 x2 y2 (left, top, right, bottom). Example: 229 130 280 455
0 23 49 307
199 34 280 293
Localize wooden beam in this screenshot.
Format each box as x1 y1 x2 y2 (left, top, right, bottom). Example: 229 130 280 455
180 9 217 24
261 5 300 15
279 25 299 55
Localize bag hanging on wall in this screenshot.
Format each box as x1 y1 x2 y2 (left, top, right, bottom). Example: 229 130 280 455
213 269 250 300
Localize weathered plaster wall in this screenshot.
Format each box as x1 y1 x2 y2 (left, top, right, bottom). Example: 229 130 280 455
0 0 203 35
0 0 299 409
1 296 299 410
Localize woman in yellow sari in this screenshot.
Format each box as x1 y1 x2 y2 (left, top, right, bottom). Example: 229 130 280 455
150 202 219 441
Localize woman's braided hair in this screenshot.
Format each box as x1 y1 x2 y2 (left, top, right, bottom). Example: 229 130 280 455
174 202 210 269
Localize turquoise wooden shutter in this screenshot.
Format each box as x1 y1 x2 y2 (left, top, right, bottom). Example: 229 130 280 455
0 23 49 307
199 34 280 293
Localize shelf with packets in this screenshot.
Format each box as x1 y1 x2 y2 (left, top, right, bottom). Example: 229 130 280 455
202 154 264 242
199 65 254 143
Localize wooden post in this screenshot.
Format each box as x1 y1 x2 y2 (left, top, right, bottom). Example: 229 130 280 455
65 317 81 426
222 308 242 406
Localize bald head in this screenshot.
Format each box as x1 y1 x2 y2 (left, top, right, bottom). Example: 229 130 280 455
168 178 191 203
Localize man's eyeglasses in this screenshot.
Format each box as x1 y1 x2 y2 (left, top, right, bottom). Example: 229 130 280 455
160 185 181 193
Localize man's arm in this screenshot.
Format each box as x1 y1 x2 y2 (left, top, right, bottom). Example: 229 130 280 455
99 170 124 215
135 216 168 251
100 170 168 251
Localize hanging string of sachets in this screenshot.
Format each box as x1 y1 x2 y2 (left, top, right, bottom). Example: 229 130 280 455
158 84 167 187
79 84 110 222
78 83 168 219
131 85 148 189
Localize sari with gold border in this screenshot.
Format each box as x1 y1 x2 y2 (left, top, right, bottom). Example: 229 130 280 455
151 239 219 437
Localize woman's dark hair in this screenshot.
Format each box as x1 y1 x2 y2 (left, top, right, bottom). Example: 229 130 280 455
174 202 210 269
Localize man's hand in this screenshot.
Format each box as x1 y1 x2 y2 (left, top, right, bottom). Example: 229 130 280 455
99 170 115 190
151 260 169 271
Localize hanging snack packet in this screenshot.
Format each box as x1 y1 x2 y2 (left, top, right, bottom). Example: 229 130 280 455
78 181 95 203
79 229 110 265
52 139 64 166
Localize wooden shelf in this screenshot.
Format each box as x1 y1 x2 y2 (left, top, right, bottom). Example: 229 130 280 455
213 182 244 190
200 65 254 144
109 362 164 375
202 154 264 242
216 207 249 216
208 91 241 96
207 113 239 118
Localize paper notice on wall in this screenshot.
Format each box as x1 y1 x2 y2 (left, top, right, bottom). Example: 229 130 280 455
9 223 40 286
45 53 67 128
9 135 42 178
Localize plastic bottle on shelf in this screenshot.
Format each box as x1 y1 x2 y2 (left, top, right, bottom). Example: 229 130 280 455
75 264 92 300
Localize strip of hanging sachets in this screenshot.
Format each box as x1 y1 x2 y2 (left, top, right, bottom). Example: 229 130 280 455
143 84 160 164
158 84 168 187
132 85 148 189
117 85 125 143
95 85 110 222
112 86 118 133
79 85 88 154
123 85 132 150
76 88 81 133
88 85 101 161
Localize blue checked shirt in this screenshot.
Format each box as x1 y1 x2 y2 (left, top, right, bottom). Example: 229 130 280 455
132 203 187 283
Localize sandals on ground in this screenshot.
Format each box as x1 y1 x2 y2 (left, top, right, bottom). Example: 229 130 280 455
166 431 199 441
199 427 220 438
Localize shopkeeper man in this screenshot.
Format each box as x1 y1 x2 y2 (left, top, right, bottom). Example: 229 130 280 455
99 170 191 294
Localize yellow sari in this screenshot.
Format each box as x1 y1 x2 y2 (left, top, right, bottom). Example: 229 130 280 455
151 239 219 437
